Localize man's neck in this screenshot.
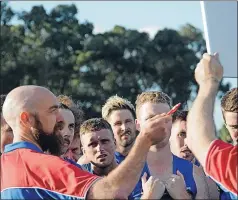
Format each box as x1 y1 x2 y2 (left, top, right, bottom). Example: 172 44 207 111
148 143 172 162
13 132 43 152
92 159 118 176
116 143 133 157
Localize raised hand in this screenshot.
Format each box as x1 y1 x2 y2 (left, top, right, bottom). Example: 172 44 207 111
139 113 172 146
195 52 223 85
141 172 165 199
165 170 191 199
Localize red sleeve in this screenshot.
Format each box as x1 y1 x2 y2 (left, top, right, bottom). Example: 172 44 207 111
205 139 238 195
24 153 101 199
44 156 101 198
1 150 101 199
52 161 100 198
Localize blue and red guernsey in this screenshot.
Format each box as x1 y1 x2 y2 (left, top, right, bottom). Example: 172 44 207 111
1 142 100 200
205 139 238 199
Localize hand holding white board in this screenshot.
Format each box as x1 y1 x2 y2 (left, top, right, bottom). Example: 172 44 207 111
200 1 237 78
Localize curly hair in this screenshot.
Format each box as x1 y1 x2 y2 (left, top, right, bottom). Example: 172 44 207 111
221 88 238 113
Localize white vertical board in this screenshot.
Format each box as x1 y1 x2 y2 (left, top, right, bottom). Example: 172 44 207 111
200 1 237 78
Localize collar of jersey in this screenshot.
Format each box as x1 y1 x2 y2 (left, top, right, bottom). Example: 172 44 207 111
4 141 43 153
115 151 125 158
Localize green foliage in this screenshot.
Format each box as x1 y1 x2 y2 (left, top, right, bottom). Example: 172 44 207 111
1 3 230 118
218 124 232 143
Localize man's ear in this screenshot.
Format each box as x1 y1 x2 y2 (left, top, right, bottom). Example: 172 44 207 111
20 111 34 128
82 147 85 155
81 146 85 155
135 119 141 132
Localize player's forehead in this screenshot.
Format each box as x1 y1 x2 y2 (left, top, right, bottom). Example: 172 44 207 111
139 102 170 118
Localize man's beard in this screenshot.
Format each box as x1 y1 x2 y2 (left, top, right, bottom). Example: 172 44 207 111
91 161 110 169
120 139 134 147
32 115 62 156
119 129 135 147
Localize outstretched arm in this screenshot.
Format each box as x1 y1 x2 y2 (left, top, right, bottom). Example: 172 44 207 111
87 114 171 199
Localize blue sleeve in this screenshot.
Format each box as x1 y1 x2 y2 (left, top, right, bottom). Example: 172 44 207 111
144 162 151 178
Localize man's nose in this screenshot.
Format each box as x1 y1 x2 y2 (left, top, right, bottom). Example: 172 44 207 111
96 144 104 152
120 123 127 131
184 138 188 146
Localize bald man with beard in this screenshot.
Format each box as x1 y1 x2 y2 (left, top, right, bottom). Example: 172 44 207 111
1 85 172 199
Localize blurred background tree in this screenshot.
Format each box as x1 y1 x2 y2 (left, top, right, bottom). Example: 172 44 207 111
1 2 230 119
218 124 232 143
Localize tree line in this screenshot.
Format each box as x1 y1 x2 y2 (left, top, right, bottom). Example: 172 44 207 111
0 2 231 141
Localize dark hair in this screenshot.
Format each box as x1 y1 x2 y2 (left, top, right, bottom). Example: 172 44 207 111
0 94 7 114
80 118 113 137
221 88 238 113
172 110 188 123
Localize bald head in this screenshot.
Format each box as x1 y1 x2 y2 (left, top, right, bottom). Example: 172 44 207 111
2 85 64 155
3 85 60 133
